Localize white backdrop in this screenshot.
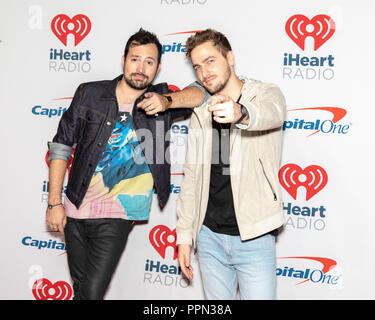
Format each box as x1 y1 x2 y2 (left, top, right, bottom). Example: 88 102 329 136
1 0 374 300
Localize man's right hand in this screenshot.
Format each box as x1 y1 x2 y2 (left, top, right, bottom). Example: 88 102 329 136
46 205 67 235
137 92 168 115
178 244 193 280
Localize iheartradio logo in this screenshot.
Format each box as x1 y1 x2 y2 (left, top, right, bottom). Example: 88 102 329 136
285 14 335 51
279 164 328 201
32 278 72 300
149 225 177 260
51 14 91 46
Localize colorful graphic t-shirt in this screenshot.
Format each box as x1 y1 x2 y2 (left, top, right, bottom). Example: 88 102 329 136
65 104 154 220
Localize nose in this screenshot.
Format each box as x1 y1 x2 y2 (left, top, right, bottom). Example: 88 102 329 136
137 60 145 74
201 66 210 80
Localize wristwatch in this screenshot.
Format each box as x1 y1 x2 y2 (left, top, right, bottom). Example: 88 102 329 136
236 103 248 124
163 95 173 109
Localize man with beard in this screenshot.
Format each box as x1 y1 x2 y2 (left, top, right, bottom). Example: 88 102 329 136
45 28 204 300
176 29 286 300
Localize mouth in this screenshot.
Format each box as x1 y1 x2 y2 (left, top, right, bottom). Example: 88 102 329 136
204 76 216 85
132 73 148 81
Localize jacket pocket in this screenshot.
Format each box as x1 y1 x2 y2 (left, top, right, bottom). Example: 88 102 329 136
259 158 277 201
79 118 101 146
78 107 105 144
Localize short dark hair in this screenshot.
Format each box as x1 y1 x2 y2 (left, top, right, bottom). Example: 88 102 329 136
124 28 162 64
186 29 232 59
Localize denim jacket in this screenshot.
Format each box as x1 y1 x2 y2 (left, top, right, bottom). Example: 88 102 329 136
48 74 192 209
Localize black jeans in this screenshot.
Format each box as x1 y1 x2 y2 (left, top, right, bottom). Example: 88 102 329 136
64 217 133 300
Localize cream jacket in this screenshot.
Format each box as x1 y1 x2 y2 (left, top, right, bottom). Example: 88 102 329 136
176 77 286 248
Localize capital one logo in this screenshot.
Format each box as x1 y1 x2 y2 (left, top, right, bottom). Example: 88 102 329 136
162 30 201 54
277 257 340 286
149 225 177 260
32 278 72 300
284 107 350 137
285 14 335 51
279 164 328 200
51 14 91 46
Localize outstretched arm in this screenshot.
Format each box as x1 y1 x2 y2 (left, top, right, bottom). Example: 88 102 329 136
137 85 208 115
208 83 286 131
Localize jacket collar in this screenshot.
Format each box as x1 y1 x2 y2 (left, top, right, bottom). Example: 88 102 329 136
99 74 123 101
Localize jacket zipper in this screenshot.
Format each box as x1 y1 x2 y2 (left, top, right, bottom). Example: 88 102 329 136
259 158 277 201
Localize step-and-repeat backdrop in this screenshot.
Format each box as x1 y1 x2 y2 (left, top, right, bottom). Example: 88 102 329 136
1 0 374 300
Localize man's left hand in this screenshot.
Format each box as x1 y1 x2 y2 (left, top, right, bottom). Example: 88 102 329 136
137 92 168 116
208 94 242 124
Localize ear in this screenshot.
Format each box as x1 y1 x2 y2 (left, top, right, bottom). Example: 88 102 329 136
226 51 235 67
156 62 161 74
121 55 125 69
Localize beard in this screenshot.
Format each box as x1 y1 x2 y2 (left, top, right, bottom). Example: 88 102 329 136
204 65 231 95
124 72 150 90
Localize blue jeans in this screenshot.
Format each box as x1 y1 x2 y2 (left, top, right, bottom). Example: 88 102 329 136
196 225 276 300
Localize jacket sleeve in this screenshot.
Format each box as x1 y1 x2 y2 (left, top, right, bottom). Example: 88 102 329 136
47 84 84 162
176 111 200 246
169 81 210 122
236 83 286 131
188 81 210 104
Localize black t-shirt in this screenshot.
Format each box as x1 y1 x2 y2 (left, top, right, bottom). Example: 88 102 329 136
203 118 240 236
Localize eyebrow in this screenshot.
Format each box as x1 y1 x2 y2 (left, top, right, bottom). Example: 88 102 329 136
129 54 156 62
203 56 215 63
193 55 215 69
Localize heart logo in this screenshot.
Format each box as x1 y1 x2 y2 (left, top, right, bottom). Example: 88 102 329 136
32 278 72 300
51 14 91 46
285 14 335 51
279 164 328 201
149 225 177 260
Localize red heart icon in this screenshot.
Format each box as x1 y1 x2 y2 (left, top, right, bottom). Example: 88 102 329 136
285 14 335 51
32 278 72 300
51 14 91 46
149 225 177 260
279 164 328 201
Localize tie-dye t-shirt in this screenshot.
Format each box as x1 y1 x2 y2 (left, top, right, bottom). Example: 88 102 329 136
64 104 154 220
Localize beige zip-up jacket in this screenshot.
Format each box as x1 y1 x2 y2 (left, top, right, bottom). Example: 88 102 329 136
176 76 286 249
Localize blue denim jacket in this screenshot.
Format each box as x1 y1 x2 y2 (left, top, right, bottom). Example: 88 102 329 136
48 74 193 209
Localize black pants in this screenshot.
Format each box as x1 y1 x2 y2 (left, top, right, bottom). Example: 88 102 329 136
64 217 133 300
